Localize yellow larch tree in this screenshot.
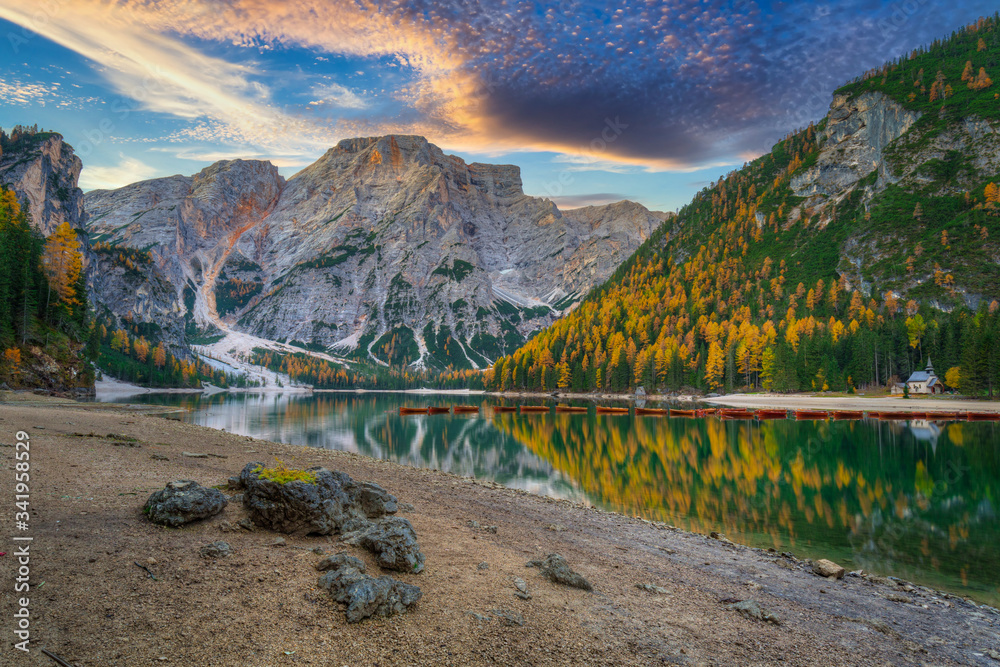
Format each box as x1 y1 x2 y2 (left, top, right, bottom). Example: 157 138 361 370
40 221 83 307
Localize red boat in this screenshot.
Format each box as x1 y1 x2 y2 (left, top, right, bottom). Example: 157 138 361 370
720 409 756 419
968 412 1000 421
555 405 589 413
427 406 451 414
755 409 788 419
700 408 718 415
832 411 864 420
635 407 668 416
596 406 630 415
399 407 427 415
670 409 699 417
924 412 963 420
794 410 829 420
876 411 922 420
519 406 551 413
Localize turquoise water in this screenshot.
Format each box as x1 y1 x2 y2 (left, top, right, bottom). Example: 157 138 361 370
102 391 1000 606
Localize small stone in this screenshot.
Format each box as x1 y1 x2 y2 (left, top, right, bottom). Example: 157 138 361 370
886 593 910 603
813 559 846 579
182 452 209 458
237 517 255 531
467 612 488 622
477 562 489 571
398 502 415 513
150 454 169 461
270 537 287 547
199 541 233 559
490 608 525 627
658 547 677 555
547 523 566 532
636 583 668 594
484 525 498 534
727 599 781 625
513 577 528 593
466 520 480 529
88 557 96 563
218 521 234 533
514 591 532 600
146 557 157 566
527 553 592 591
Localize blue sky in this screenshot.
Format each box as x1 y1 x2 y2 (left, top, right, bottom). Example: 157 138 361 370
0 1 995 212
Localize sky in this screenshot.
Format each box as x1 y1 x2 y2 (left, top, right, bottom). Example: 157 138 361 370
0 1 995 212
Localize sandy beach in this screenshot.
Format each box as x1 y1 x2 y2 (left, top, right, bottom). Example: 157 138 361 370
1 395 998 666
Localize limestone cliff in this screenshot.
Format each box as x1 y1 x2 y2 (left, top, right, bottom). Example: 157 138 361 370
0 132 87 235
86 136 666 370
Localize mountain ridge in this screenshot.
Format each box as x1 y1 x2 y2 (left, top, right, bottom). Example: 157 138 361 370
84 134 667 380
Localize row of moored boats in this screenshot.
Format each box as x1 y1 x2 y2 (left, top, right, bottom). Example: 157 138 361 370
398 405 1000 421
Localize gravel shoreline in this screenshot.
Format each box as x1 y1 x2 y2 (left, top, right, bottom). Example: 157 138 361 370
1 399 998 666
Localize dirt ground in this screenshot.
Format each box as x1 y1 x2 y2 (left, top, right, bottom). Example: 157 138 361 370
1 398 998 667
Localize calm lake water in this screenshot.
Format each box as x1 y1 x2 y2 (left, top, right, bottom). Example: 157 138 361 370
102 391 1000 606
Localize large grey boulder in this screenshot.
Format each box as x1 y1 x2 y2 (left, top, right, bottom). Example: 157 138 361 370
143 480 227 527
238 462 401 536
316 551 422 623
342 517 425 574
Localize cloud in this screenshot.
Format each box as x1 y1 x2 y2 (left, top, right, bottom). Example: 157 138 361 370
2 0 997 172
0 77 61 106
307 82 368 110
545 193 633 209
79 154 158 190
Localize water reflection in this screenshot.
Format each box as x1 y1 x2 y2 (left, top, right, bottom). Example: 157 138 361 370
108 392 1000 606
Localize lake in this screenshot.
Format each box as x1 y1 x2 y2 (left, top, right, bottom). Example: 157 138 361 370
100 391 1000 606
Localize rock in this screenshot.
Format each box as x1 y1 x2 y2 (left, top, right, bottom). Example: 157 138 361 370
182 452 209 458
238 462 365 535
146 557 157 566
490 608 525 627
218 521 234 533
314 553 362 572
484 525 498 534
341 517 425 574
513 577 528 593
547 523 567 532
236 517 255 531
886 593 910 603
316 553 421 623
515 591 532 600
270 537 287 547
346 481 398 518
727 599 781 625
466 612 488 622
527 553 592 591
477 562 489 571
143 480 228 527
227 476 242 489
398 502 415 513
150 454 169 461
813 559 846 579
467 520 480 529
199 541 233 559
637 583 669 594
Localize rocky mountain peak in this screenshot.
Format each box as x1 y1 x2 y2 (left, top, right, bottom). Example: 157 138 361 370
0 132 86 235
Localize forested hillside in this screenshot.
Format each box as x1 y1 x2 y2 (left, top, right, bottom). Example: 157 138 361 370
485 16 1000 397
0 185 94 390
